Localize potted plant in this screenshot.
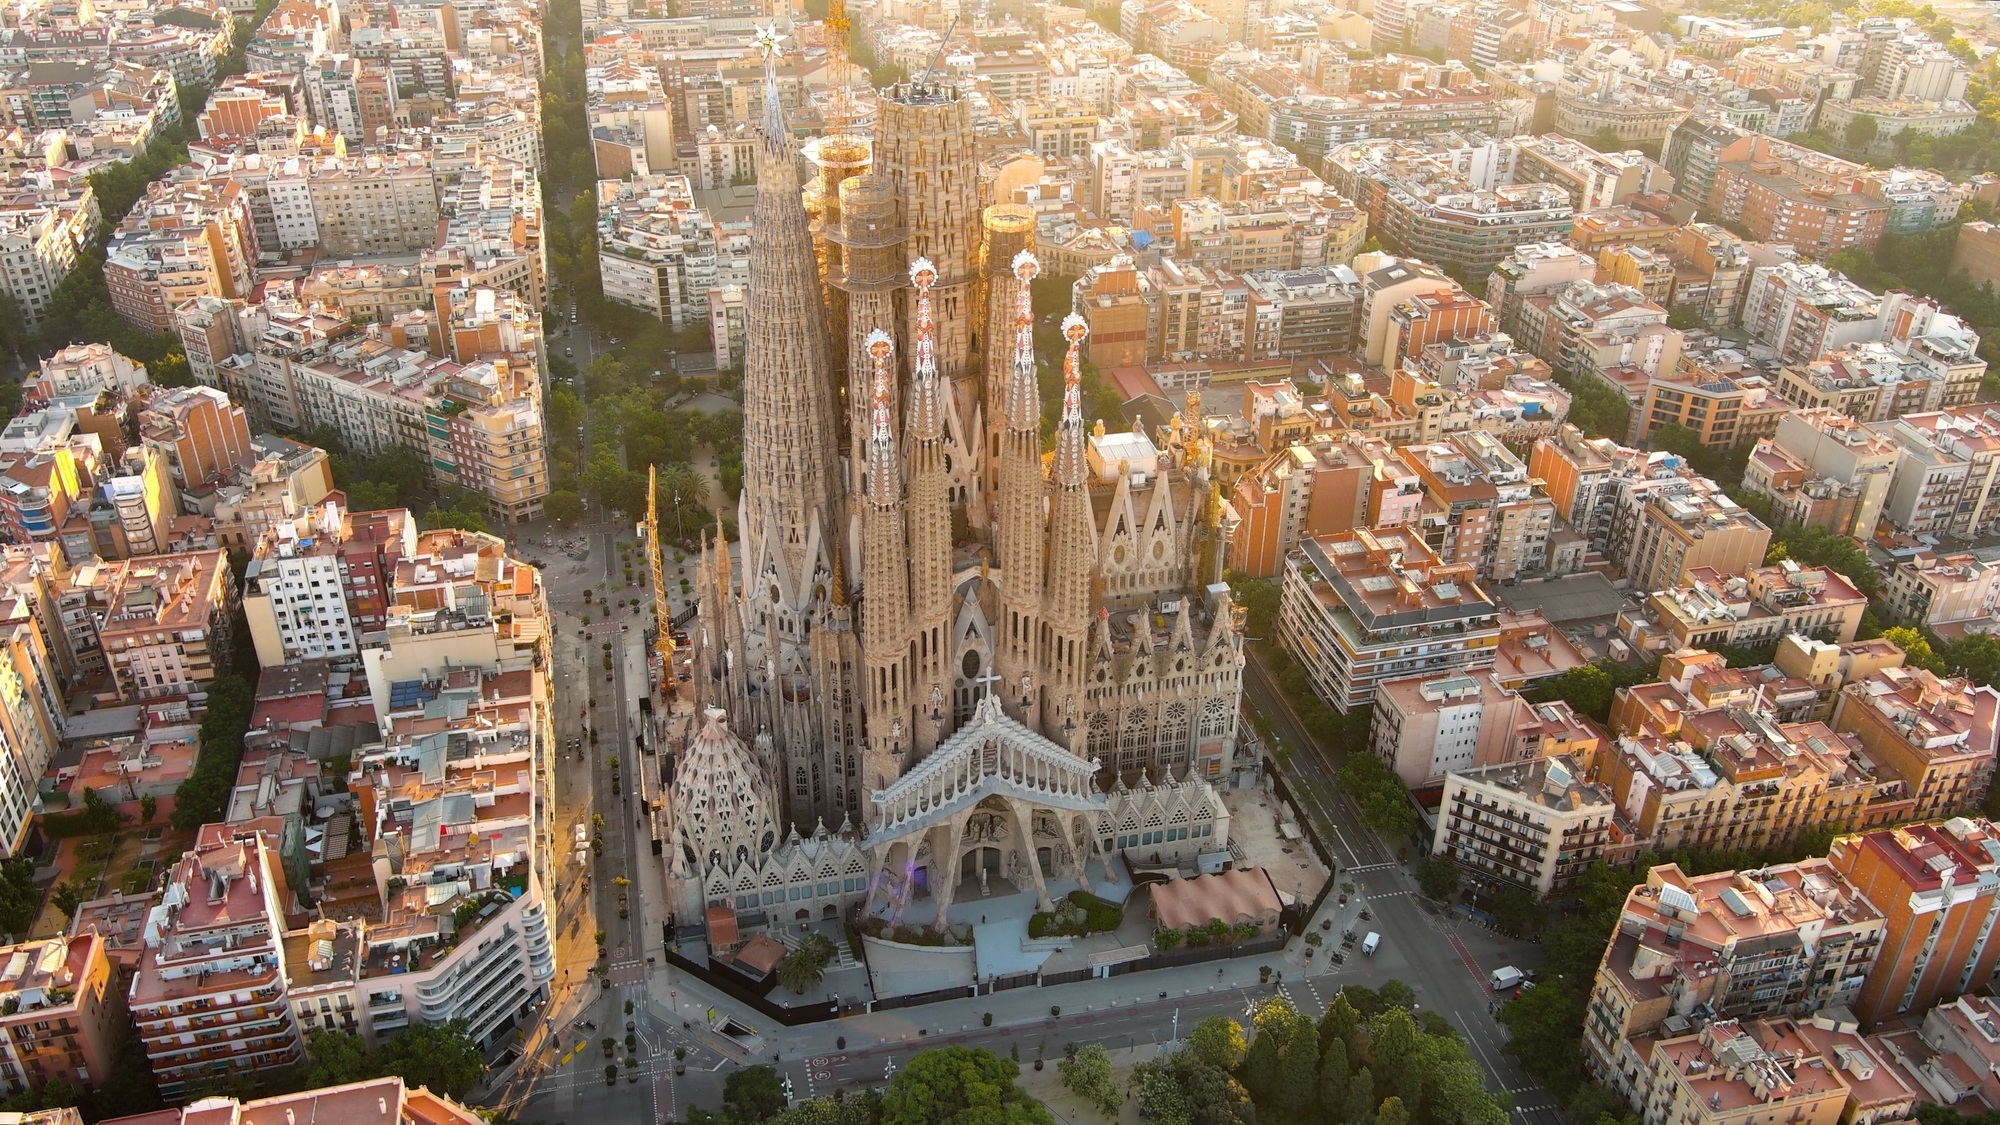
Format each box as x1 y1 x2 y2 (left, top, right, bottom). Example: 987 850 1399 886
605 1064 618 1086
675 1048 686 1076
1259 965 1272 983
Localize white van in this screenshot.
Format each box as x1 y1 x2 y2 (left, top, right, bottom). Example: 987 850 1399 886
1489 966 1523 992
1361 932 1380 955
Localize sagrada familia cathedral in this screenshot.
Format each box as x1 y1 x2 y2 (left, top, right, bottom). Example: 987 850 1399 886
667 35 1245 937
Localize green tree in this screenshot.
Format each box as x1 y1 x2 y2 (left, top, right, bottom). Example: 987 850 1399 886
880 1046 1054 1125
778 934 835 995
304 1029 374 1089
1224 572 1281 637
1883 626 1943 673
1943 632 2000 686
48 880 85 920
1666 304 1705 330
1131 1058 1192 1125
139 793 156 823
1190 1015 1248 1073
1318 1036 1351 1106
0 1076 79 1112
1344 1067 1376 1125
1416 856 1461 901
1319 993 1364 1055
1376 1095 1410 1125
376 1020 486 1101
725 1066 791 1124
1845 112 1880 151
1179 1057 1255 1125
1487 884 1549 939
1368 1008 1423 1105
1273 1012 1322 1113
545 489 583 524
1060 1043 1121 1116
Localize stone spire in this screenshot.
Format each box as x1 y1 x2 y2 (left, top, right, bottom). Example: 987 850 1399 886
1042 313 1096 736
860 330 913 799
906 258 954 752
735 26 845 820
994 250 1046 724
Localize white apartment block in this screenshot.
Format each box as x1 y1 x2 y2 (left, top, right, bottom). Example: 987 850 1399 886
31 344 149 399
0 201 94 328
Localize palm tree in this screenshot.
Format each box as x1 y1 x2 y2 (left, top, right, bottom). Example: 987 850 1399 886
777 934 836 995
655 464 707 537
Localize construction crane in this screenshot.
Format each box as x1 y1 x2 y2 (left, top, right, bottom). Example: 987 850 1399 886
644 464 674 691
823 0 859 138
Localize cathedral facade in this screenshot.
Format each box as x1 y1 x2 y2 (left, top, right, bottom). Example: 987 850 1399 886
670 38 1244 934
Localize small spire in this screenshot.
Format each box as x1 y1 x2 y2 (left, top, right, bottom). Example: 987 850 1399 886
864 328 899 507
908 258 944 441
755 25 789 152
1007 250 1040 430
1053 313 1090 487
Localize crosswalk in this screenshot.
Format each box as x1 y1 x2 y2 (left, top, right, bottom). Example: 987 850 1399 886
1346 862 1399 874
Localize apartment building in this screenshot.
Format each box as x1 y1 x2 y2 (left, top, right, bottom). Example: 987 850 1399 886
596 174 742 329
1373 668 1600 787
70 549 236 703
1708 135 1889 256
1882 552 2000 630
1630 361 1787 452
1640 562 1867 651
301 152 441 257
1431 754 1619 895
0 198 94 330
131 834 303 1100
1877 410 2000 539
1828 818 2000 1027
241 504 416 667
1486 242 1599 345
1625 478 1772 593
0 935 122 1096
1401 431 1556 584
1240 266 1364 359
1668 223 1755 330
1583 861 1885 1103
72 446 176 562
1570 206 1683 255
1831 667 2000 824
1514 136 1671 211
1325 137 1573 272
1278 526 1500 711
131 1077 486 1125
104 178 257 333
1170 189 1368 274
0 594 62 858
1640 1019 1852 1125
27 344 147 402
136 385 255 508
1225 430 1418 578
1748 411 1898 541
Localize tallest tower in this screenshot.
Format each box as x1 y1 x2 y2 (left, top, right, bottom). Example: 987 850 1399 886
734 27 849 823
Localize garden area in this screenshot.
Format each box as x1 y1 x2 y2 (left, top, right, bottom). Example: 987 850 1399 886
1028 890 1123 939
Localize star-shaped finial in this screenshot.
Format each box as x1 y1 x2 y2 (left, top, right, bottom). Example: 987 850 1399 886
754 23 785 58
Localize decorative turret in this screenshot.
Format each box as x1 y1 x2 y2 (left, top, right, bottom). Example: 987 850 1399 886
670 707 780 870
906 258 955 752
1042 314 1096 740
860 330 913 797
994 250 1046 723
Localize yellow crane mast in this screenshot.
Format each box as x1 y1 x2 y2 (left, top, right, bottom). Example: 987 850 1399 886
646 464 674 687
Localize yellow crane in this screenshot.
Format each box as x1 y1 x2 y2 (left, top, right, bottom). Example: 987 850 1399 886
645 464 674 688
824 0 858 139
